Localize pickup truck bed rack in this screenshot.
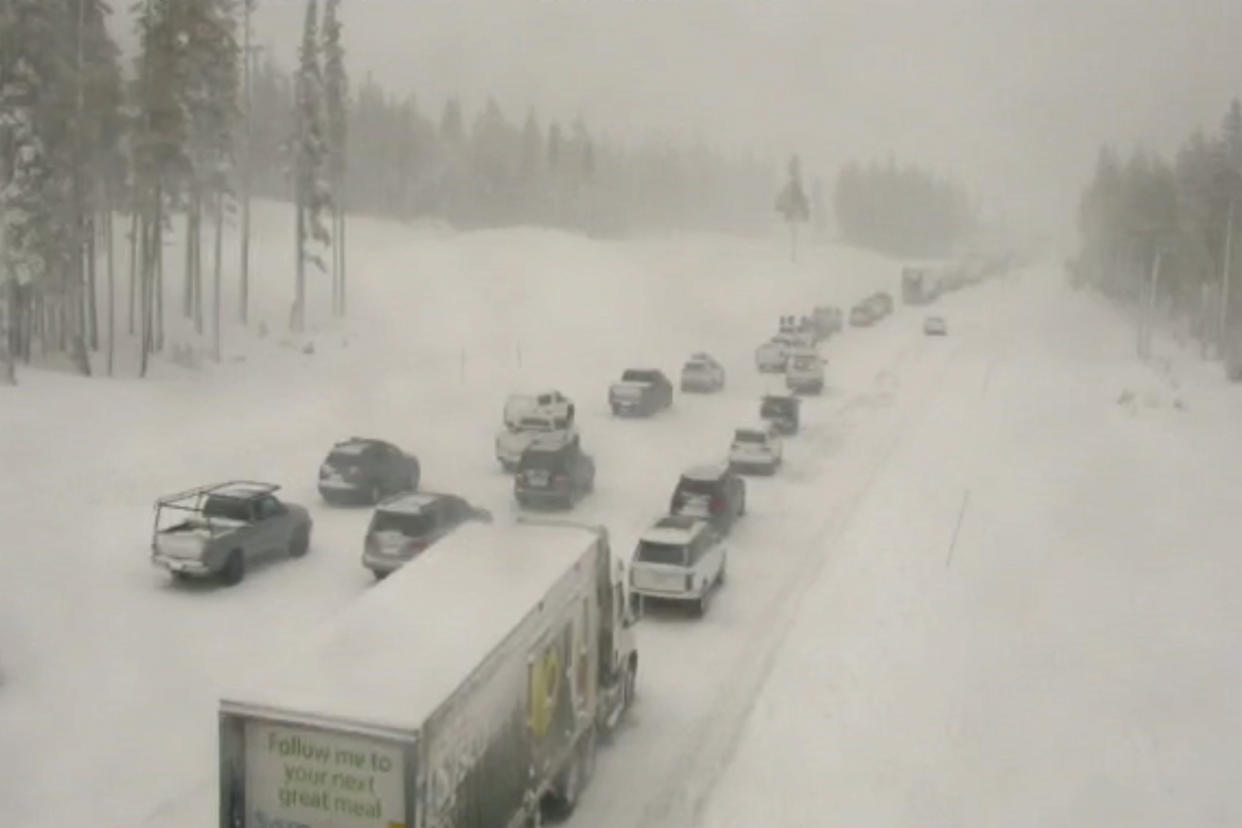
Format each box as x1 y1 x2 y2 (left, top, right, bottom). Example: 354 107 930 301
155 481 280 511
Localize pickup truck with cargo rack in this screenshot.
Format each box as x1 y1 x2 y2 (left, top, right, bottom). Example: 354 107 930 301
151 482 312 585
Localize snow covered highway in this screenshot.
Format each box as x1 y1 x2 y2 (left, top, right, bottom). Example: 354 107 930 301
1 208 1237 828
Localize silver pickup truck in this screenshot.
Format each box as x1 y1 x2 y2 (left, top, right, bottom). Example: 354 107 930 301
151 482 312 585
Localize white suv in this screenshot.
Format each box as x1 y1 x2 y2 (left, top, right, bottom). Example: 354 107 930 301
502 389 573 431
495 413 577 472
728 421 783 475
785 348 825 394
630 516 727 616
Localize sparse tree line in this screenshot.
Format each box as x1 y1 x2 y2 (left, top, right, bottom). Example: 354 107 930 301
1073 99 1242 360
0 0 349 382
1 0 778 384
832 159 976 258
244 62 777 237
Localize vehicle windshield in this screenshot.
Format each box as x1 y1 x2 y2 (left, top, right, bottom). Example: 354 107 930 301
761 399 793 417
518 417 557 431
369 510 433 537
621 370 656 383
637 541 688 566
518 450 563 471
683 361 708 372
735 430 766 444
792 355 818 370
676 476 721 497
202 496 252 522
326 449 367 467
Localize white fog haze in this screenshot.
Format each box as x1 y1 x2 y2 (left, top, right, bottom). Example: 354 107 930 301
5 2 1241 828
197 0 1242 239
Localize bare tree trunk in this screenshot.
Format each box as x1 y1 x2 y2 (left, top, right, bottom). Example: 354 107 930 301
193 197 204 335
294 200 306 333
140 215 151 377
58 293 67 352
128 209 138 335
155 208 165 352
1219 197 1235 358
212 191 223 361
338 206 347 316
240 0 252 326
38 293 50 357
183 199 194 319
86 215 99 350
330 208 339 316
106 209 115 376
2 279 16 385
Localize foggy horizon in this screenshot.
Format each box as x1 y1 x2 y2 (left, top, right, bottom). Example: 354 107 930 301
112 0 1242 242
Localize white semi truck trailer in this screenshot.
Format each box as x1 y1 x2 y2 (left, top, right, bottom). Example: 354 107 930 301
218 518 638 828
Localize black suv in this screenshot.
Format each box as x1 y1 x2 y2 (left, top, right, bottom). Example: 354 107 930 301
318 437 421 505
609 368 675 417
515 434 596 509
669 463 746 536
362 491 492 579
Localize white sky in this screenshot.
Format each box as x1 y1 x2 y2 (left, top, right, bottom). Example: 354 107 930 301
116 0 1242 240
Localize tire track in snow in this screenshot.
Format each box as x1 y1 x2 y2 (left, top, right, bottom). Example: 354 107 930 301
619 341 969 828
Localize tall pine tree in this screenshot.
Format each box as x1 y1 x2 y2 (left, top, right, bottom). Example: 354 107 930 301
290 0 330 333
322 0 347 317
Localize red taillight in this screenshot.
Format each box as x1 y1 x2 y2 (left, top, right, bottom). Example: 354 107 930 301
404 539 428 556
553 474 569 487
711 497 725 514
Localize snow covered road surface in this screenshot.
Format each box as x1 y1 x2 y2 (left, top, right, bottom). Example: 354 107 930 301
2 204 1234 828
698 271 1242 827
0 207 908 828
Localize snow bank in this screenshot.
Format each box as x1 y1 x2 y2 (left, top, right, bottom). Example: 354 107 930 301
698 270 1242 828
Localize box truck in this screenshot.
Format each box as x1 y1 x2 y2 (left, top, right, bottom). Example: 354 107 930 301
218 518 639 828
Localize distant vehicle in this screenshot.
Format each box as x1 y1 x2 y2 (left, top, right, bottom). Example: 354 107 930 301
680 352 726 392
495 412 578 472
151 481 312 585
609 368 674 416
669 463 746 537
849 303 876 327
503 389 574 431
760 393 802 435
515 433 597 509
785 348 826 395
728 422 783 475
901 267 939 305
630 515 729 616
923 315 948 336
811 305 843 338
362 491 493 579
219 519 638 827
869 291 894 316
755 336 791 372
788 329 818 350
318 437 420 505
778 314 798 334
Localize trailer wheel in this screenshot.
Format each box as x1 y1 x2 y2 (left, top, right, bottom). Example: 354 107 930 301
549 748 584 817
579 727 598 789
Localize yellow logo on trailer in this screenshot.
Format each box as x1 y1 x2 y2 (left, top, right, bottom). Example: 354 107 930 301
529 642 562 741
